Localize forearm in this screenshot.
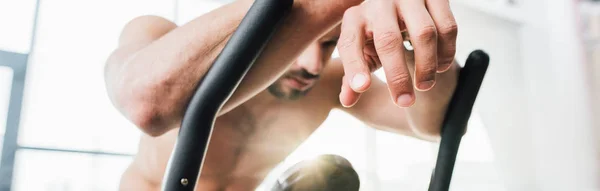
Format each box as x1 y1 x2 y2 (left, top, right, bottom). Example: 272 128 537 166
106 1 253 136
339 57 460 142
367 61 460 142
342 76 421 139
405 60 460 141
333 59 421 139
111 0 362 136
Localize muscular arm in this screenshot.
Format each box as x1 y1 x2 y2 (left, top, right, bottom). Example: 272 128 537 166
323 59 417 138
328 56 460 142
104 0 363 136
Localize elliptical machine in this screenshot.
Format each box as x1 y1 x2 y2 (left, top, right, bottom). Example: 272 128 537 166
160 0 490 190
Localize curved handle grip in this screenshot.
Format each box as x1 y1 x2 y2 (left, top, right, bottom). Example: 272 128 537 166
428 50 490 191
161 0 294 190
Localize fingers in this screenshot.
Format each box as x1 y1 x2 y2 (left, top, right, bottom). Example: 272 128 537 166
338 0 458 107
339 75 362 107
338 7 369 107
370 1 414 107
425 0 458 73
397 0 438 91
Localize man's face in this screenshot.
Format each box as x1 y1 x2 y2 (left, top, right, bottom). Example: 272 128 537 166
268 26 341 100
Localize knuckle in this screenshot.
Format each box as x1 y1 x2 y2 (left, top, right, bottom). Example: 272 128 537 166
340 6 364 52
388 72 411 87
374 31 403 55
338 33 357 51
419 63 437 74
344 59 362 67
413 25 437 43
438 21 458 38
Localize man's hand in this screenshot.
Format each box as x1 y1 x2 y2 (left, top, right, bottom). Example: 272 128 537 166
337 0 457 108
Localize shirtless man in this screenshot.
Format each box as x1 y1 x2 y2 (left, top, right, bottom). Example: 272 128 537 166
104 0 459 190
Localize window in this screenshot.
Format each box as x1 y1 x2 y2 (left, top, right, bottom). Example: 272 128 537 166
0 0 37 54
19 0 175 155
12 150 133 191
6 0 176 190
176 0 225 24
0 66 13 163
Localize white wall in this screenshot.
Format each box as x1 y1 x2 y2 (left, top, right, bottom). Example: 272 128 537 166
522 0 599 190
454 0 600 190
452 3 537 190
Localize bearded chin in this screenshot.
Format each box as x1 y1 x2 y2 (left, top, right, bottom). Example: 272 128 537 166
267 81 312 100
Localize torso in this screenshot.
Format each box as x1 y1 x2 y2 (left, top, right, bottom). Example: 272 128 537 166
121 66 343 191
194 91 334 190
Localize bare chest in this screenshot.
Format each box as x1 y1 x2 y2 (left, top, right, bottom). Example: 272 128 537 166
197 102 330 187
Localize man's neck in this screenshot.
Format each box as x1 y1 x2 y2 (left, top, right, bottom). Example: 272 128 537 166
241 90 283 112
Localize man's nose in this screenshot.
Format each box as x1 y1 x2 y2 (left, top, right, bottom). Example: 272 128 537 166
296 44 323 75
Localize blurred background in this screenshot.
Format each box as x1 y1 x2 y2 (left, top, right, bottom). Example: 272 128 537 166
0 0 598 190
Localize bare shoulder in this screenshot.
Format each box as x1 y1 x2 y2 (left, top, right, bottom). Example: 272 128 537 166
320 58 345 92
119 15 178 46
322 58 345 80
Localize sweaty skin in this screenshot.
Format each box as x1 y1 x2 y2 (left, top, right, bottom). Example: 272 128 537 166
105 0 459 190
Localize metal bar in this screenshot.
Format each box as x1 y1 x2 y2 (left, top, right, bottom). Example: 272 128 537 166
428 50 490 191
0 51 25 68
161 0 293 190
17 146 134 157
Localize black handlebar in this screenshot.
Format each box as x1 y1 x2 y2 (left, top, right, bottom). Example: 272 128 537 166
161 0 294 190
428 50 490 191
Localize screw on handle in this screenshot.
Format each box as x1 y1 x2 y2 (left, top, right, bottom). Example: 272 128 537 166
428 50 490 191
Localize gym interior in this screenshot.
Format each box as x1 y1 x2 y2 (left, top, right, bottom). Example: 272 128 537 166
0 0 599 190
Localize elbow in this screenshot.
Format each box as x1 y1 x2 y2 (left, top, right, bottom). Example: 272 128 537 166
109 83 174 137
413 126 442 142
105 55 176 137
410 119 443 142
127 103 171 137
